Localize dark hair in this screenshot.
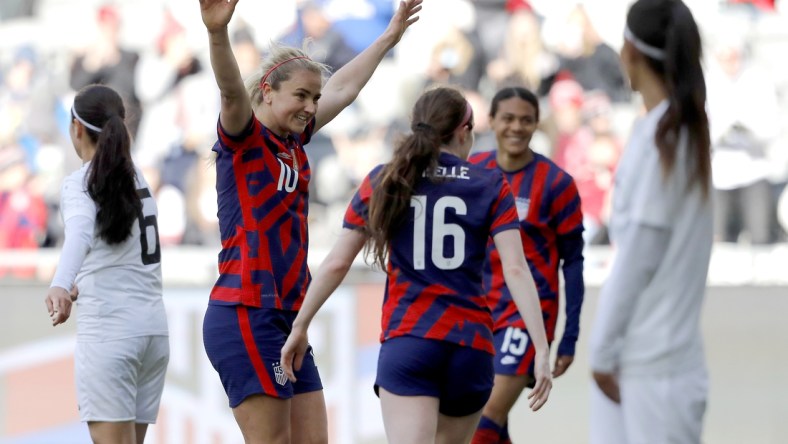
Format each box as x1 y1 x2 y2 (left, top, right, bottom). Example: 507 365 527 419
73 84 141 245
489 86 540 121
366 87 471 269
627 0 711 197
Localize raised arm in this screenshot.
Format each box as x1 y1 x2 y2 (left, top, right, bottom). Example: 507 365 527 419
280 228 367 382
314 0 422 132
493 228 552 411
199 0 252 135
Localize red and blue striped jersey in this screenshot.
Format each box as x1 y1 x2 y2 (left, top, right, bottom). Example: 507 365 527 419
469 151 585 355
344 152 520 354
209 116 315 310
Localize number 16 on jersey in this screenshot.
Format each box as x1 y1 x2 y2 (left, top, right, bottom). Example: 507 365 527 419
411 195 467 271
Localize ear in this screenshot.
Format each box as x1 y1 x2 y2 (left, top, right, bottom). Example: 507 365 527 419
262 82 273 104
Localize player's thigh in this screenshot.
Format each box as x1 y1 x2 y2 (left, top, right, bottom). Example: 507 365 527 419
87 420 136 444
136 335 169 424
232 394 291 444
589 381 627 444
436 409 484 444
75 339 143 422
379 387 440 444
621 369 707 444
290 390 328 444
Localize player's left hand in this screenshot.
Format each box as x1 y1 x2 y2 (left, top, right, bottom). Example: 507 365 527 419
592 371 621 403
70 284 79 302
552 355 574 378
281 326 309 383
383 0 422 46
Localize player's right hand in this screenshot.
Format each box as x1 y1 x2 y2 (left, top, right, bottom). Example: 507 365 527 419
199 0 239 33
45 286 73 326
281 326 309 383
527 349 552 411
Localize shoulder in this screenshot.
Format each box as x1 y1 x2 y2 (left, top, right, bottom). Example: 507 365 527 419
468 150 496 166
534 153 576 188
61 166 88 193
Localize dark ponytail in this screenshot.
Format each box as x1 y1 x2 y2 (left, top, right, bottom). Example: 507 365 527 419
74 84 141 244
366 87 470 269
627 0 711 197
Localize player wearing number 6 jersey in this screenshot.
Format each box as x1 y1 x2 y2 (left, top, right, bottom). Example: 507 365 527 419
45 84 169 444
282 87 551 444
469 87 585 444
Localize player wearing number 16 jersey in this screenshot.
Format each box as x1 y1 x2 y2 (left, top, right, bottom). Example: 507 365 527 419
45 85 169 444
282 87 552 444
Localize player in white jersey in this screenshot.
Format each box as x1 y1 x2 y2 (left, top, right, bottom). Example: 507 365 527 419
45 84 169 444
588 1 712 443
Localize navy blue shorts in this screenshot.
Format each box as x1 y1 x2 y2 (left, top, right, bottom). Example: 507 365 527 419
493 326 536 387
375 336 493 417
202 305 322 408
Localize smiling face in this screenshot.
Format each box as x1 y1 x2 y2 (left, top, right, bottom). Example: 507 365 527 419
490 96 538 160
263 68 323 136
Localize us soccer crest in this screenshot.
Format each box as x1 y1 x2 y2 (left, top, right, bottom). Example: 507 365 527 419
273 361 287 386
515 197 530 221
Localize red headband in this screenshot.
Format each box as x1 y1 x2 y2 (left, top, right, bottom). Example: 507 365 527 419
454 101 473 133
260 56 310 90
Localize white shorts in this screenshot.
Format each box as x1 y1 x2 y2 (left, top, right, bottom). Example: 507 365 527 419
590 366 708 444
75 335 169 423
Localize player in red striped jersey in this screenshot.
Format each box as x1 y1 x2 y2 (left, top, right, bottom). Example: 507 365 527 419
281 87 551 444
198 0 421 442
470 87 585 444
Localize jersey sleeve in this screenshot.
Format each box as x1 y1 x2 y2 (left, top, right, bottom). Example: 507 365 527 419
215 115 260 152
489 172 520 236
343 171 376 230
60 174 96 224
549 171 584 236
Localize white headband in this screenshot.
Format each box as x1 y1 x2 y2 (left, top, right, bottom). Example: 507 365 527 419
624 26 666 60
71 106 103 133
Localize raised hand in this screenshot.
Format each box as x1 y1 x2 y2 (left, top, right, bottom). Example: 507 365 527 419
199 0 239 33
383 0 423 46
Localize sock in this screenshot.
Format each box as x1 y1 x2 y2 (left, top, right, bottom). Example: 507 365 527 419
471 415 503 444
499 422 512 444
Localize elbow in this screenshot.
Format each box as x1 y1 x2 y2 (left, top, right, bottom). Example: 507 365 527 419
323 255 354 277
502 263 531 282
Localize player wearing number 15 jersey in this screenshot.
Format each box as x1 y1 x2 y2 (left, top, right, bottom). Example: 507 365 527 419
470 87 584 444
282 87 551 444
45 85 169 444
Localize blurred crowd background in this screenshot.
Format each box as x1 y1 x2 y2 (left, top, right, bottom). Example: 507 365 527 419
1 0 788 275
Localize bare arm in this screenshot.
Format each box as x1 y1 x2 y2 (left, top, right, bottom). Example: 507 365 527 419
281 228 367 381
314 0 422 132
493 228 552 411
200 0 252 135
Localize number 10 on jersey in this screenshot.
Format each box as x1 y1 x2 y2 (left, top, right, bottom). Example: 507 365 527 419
411 195 467 271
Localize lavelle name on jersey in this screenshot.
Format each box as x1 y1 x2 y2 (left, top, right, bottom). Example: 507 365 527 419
423 165 471 180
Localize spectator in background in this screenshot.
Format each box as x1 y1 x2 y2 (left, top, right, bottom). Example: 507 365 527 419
486 8 559 95
69 3 142 137
299 1 358 71
232 24 262 80
553 4 630 103
133 9 218 245
707 35 780 244
426 25 486 92
0 147 47 278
